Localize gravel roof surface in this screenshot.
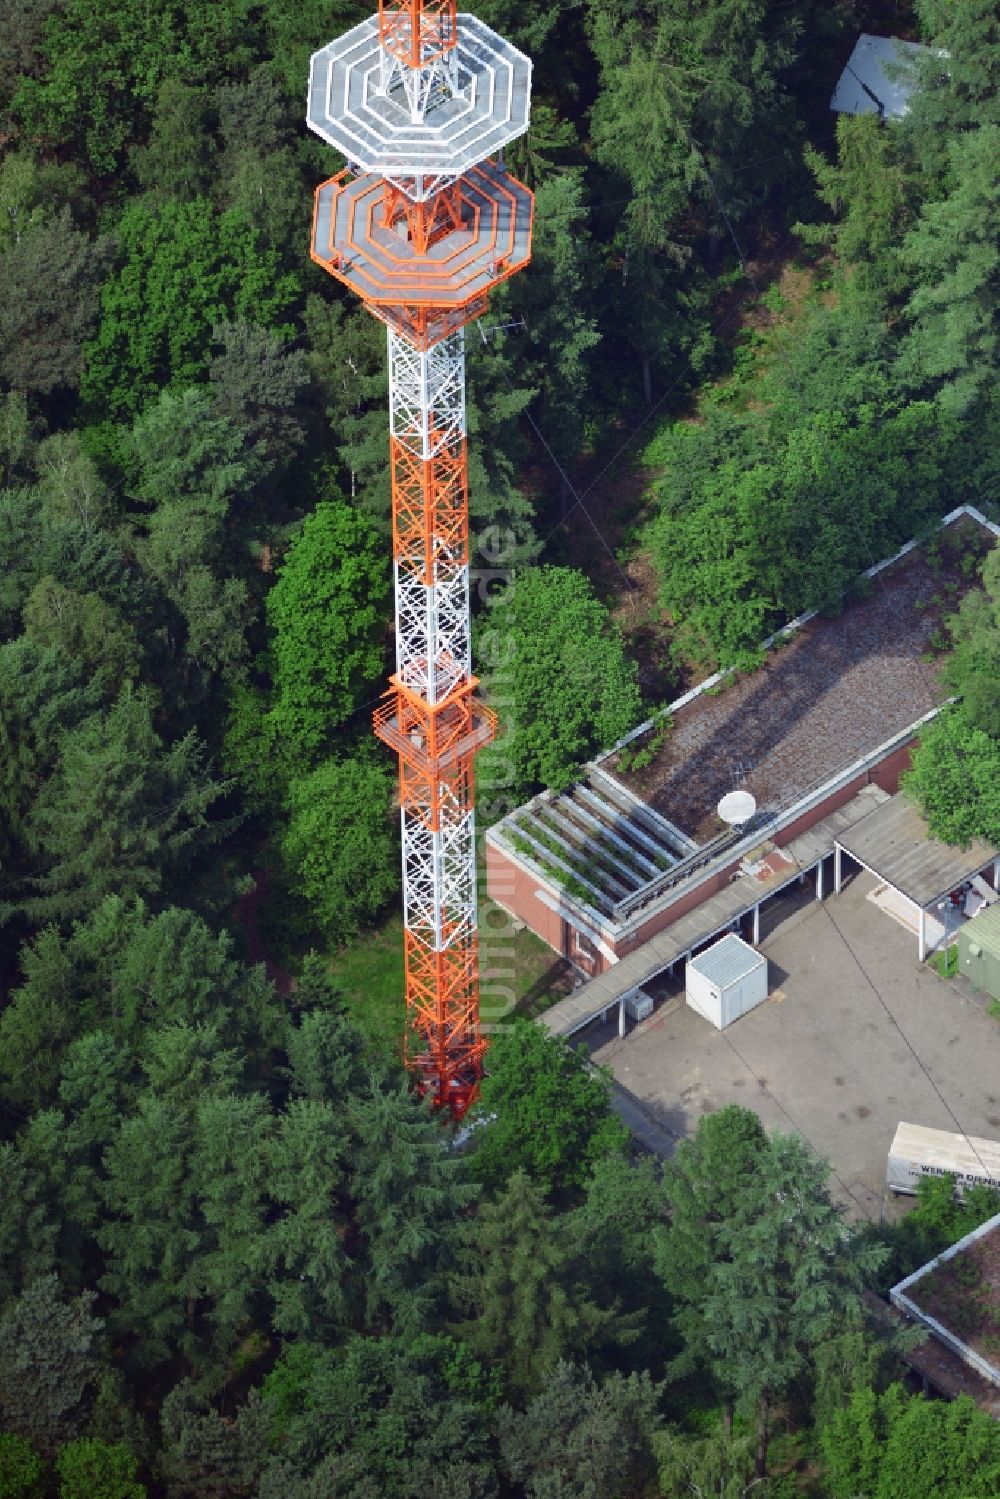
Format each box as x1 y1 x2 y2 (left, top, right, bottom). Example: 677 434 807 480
612 527 990 844
908 1220 1000 1373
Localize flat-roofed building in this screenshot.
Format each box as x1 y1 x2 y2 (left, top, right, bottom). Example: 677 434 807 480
486 507 1000 1039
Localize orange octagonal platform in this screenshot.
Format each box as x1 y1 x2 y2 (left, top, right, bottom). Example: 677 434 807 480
311 160 533 347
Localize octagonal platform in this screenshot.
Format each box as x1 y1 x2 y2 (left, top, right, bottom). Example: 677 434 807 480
308 14 531 195
311 160 533 345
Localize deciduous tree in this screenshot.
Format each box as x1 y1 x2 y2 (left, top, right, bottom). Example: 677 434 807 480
266 499 389 763
476 565 642 801
451 1170 636 1399
820 1384 1000 1499
55 1439 145 1499
280 754 399 944
81 198 299 424
471 1019 628 1193
903 706 1000 847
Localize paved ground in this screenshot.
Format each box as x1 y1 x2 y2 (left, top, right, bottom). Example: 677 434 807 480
589 870 1000 1222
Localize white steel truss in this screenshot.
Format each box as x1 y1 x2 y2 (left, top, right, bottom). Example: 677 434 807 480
379 45 460 125
389 330 465 459
387 324 478 961
401 789 477 950
389 328 470 705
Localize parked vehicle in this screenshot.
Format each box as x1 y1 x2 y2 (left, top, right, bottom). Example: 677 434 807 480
887 1121 1000 1197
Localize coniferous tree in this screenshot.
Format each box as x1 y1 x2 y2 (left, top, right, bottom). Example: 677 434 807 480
0 640 102 863
209 321 309 481
15 687 234 927
798 115 918 312
656 1109 885 1475
0 207 111 397
0 1145 60 1306
160 1382 270 1499
902 0 1000 185
97 1026 249 1367
349 1083 476 1335
451 1170 637 1400
0 1276 103 1456
284 986 371 1105
898 126 1000 414
264 1097 351 1338
496 1360 660 1499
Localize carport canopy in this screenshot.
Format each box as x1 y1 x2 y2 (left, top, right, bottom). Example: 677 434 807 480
836 792 998 910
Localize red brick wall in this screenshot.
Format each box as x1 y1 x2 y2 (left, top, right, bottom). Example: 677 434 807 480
616 862 742 958
773 740 913 848
485 841 572 960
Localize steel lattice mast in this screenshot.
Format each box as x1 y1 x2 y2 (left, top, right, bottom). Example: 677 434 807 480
307 0 533 1116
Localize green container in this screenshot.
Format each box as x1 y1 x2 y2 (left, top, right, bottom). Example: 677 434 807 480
957 904 1000 1000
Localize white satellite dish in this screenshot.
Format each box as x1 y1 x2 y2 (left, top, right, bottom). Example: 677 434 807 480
717 790 757 826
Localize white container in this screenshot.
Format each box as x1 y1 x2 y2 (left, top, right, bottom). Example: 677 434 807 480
624 989 654 1024
886 1121 1000 1197
685 934 767 1030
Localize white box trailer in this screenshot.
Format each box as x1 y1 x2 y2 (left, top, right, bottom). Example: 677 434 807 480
886 1121 1000 1197
685 934 767 1031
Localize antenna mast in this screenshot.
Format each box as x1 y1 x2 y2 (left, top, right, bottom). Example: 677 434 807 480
307 0 533 1116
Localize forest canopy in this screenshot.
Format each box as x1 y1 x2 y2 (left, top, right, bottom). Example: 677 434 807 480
1 0 999 1494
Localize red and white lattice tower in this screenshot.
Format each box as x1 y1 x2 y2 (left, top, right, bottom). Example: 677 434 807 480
307 1 533 1116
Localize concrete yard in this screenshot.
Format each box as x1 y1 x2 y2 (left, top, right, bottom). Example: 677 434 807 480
589 870 1000 1222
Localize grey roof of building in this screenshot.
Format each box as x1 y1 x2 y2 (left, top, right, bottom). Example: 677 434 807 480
608 518 994 846
830 33 929 118
837 792 998 909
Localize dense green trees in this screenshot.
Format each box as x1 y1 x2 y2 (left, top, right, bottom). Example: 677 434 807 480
820 1384 1000 1499
2 0 999 1492
471 1020 628 1192
644 316 970 669
905 548 1000 844
265 500 389 766
476 566 643 803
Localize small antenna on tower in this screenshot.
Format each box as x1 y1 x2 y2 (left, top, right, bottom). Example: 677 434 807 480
478 318 527 343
